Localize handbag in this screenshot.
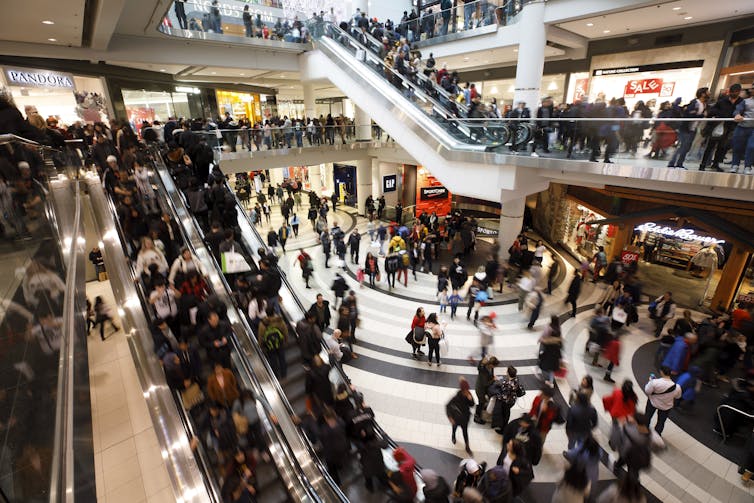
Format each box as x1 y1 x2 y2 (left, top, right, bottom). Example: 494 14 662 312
232 412 249 435
180 383 204 410
413 327 427 345
711 122 725 138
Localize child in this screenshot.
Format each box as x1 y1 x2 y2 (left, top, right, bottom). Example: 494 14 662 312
448 289 462 320
438 289 449 313
356 267 365 287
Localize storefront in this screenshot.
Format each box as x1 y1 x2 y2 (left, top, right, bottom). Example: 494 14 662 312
478 74 568 107
282 166 310 191
215 89 262 123
122 88 194 128
560 200 615 262
415 166 452 217
633 222 729 271
589 61 705 111
717 27 754 92
1 66 110 124
333 163 356 206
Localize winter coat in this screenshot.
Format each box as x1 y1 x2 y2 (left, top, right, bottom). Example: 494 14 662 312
538 334 562 372
446 391 474 425
662 335 690 373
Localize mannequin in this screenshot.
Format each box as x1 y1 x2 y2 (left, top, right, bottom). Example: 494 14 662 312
689 244 718 278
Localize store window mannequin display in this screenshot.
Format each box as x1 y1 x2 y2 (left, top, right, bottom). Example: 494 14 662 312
688 244 719 279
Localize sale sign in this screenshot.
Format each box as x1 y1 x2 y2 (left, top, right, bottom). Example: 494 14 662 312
624 78 663 98
572 78 589 102
621 250 640 265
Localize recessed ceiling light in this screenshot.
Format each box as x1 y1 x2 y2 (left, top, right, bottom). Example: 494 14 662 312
586 22 594 27
48 38 57 42
602 30 611 34
463 57 469 61
672 6 682 10
240 73 245 76
211 71 217 75
684 16 693 20
42 20 54 25
513 48 518 52
160 68 166 72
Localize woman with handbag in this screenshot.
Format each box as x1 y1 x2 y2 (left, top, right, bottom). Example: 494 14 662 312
473 356 498 424
488 366 525 434
446 377 475 456
425 312 444 367
407 307 426 359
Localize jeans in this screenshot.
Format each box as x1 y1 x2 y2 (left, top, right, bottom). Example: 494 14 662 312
731 127 754 168
645 402 670 435
175 2 188 29
450 304 458 319
244 23 252 37
464 3 474 29
295 131 303 147
668 130 696 167
387 271 396 288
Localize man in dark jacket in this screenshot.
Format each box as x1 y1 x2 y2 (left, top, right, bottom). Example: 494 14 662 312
565 271 582 317
308 293 331 330
701 83 742 171
348 229 361 264
500 414 542 466
257 259 282 313
318 408 349 484
198 310 232 368
296 310 322 364
449 256 468 290
331 273 348 308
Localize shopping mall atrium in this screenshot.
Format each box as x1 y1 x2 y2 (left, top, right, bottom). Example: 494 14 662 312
1 1 754 502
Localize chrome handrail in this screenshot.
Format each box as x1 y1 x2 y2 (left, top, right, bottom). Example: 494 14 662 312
49 179 82 503
716 404 754 442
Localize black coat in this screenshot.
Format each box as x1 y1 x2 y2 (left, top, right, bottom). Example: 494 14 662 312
567 275 582 300
423 476 452 503
446 391 474 425
359 437 388 477
318 418 349 464
565 402 597 437
501 419 542 465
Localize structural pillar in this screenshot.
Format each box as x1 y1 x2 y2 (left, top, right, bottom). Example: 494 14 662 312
308 164 322 195
512 0 546 108
498 196 526 260
354 106 372 141
607 224 633 263
356 159 371 216
303 83 316 120
371 158 382 199
710 247 750 311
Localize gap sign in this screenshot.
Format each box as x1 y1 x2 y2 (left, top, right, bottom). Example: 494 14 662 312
383 174 396 193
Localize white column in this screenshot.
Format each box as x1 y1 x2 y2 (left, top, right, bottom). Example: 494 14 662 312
356 159 371 216
498 196 526 260
512 1 546 109
371 158 381 198
303 83 316 121
308 164 322 195
268 168 284 186
354 106 371 141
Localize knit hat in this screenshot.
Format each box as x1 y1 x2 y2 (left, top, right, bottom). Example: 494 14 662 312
463 459 480 473
17 161 30 170
106 155 117 163
420 469 438 490
459 377 470 392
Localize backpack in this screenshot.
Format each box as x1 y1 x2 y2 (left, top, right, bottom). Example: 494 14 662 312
622 429 651 470
262 324 285 351
478 465 511 503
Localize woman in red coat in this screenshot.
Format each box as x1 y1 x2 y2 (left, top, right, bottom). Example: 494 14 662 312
602 335 621 383
529 386 560 442
602 380 638 451
409 307 426 359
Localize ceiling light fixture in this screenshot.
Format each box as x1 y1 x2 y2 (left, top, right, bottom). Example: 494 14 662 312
684 16 693 20
586 22 594 27
48 38 57 42
603 30 611 34
42 20 54 25
160 69 166 72
672 6 682 10
211 71 217 75
513 48 518 52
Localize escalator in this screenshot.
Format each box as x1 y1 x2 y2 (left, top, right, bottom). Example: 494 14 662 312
86 165 326 502
150 148 427 501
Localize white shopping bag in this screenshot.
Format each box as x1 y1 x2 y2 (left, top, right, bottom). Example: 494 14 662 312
221 249 251 273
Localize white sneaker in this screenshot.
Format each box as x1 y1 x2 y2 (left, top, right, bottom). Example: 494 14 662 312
729 166 739 173
530 152 539 158
745 167 753 175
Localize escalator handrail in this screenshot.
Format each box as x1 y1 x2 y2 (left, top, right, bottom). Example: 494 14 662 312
223 183 427 476
148 149 343 503
49 178 82 503
86 174 221 503
318 22 468 128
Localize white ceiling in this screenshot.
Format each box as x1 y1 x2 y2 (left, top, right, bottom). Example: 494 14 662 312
437 45 564 73
0 0 86 47
557 0 754 39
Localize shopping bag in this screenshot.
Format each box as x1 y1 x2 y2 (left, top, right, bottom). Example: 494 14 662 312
486 396 497 415
98 271 108 281
180 383 204 410
711 123 725 138
355 48 366 61
554 360 568 379
612 307 628 324
221 250 251 273
439 335 449 357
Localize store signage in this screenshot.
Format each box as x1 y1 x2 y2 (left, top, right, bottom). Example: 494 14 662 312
737 294 754 304
592 60 704 77
476 226 499 237
383 174 396 193
634 222 725 244
188 0 283 23
5 68 74 89
620 250 640 265
175 86 200 94
659 82 676 97
624 78 663 98
572 78 589 101
420 186 449 201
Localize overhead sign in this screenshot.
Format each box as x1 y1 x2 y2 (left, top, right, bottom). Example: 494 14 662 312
5 68 75 89
420 186 449 201
593 60 704 77
635 222 725 245
476 226 499 237
383 174 396 193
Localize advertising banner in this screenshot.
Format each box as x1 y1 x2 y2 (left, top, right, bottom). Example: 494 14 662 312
383 174 396 193
624 78 663 98
415 167 451 216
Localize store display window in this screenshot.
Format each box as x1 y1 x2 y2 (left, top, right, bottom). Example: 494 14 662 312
215 89 261 123
123 89 190 129
562 201 612 261
634 221 728 271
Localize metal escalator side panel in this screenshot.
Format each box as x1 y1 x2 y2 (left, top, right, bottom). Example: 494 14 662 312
85 175 217 503
149 152 337 503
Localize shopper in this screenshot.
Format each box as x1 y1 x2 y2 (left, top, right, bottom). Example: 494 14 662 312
649 291 676 338
409 307 426 358
551 462 591 503
489 366 525 434
425 312 444 367
473 355 499 424
643 365 682 436
565 271 582 317
566 391 597 449
258 306 288 379
446 377 475 455
537 315 562 387
501 414 542 466
603 380 638 452
500 438 535 497
421 468 452 503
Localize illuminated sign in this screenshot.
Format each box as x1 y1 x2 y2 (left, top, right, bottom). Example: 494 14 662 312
635 222 725 244
420 186 448 201
5 68 74 89
383 175 396 193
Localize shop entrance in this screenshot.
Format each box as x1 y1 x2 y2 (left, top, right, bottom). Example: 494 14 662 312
333 163 356 207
